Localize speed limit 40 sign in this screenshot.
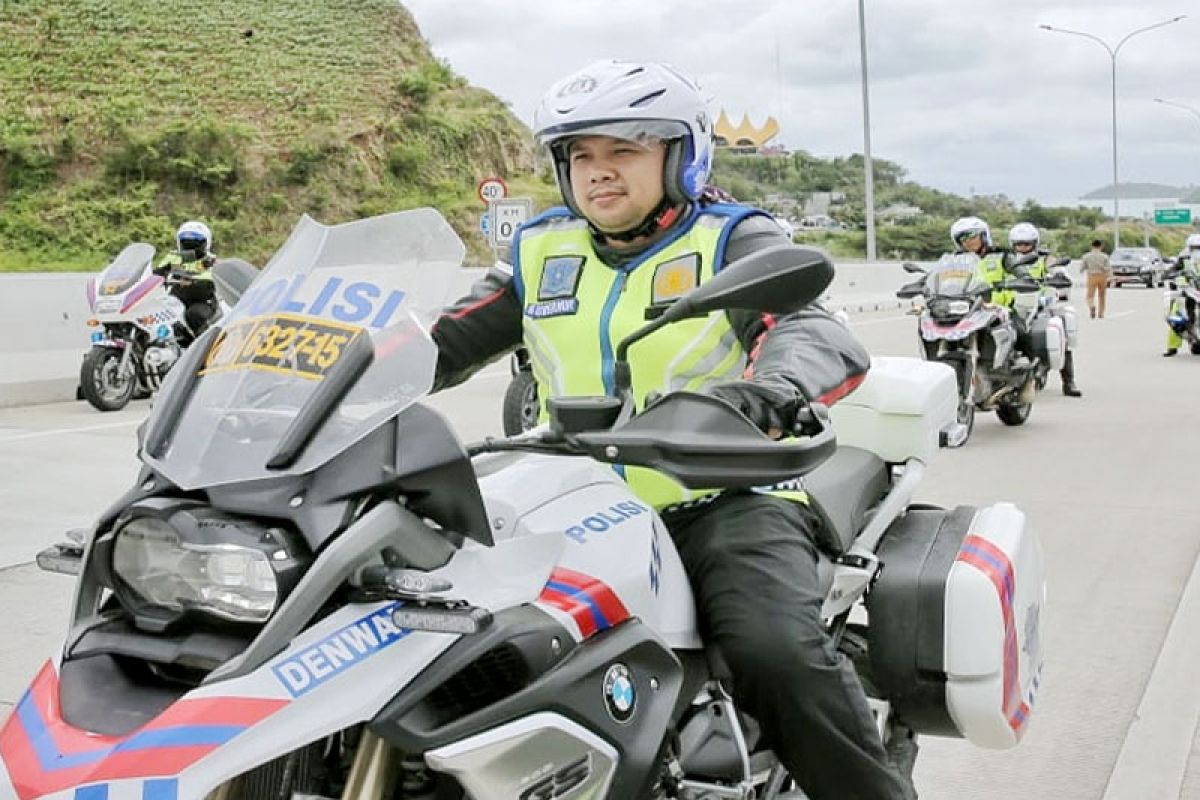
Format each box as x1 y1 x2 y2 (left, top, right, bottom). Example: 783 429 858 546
488 198 533 247
477 176 508 204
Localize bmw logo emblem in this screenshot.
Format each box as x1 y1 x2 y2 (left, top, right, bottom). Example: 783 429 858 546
603 664 636 724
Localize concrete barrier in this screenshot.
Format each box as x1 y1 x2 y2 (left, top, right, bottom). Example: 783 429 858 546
0 261 914 408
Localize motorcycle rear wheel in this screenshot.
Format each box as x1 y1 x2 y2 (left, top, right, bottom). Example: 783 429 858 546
80 346 135 412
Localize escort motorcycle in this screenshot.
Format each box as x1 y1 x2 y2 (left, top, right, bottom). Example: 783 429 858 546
11 209 1045 800
896 253 1050 446
80 246 247 411
1163 263 1200 355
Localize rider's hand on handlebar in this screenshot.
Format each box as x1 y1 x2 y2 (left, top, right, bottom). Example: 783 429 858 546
704 381 801 440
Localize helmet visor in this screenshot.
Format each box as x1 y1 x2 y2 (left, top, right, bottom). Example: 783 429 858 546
536 119 689 149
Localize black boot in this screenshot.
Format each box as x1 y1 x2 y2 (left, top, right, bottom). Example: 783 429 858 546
1164 348 1179 357
1060 351 1082 397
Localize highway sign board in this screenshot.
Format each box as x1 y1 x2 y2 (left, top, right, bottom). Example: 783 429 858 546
488 198 533 247
477 176 508 205
1154 208 1192 225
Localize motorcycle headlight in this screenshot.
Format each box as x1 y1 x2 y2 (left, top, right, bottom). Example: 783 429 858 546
947 300 972 315
110 506 308 628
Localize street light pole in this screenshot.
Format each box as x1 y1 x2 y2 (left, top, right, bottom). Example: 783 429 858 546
857 0 877 261
1040 15 1187 250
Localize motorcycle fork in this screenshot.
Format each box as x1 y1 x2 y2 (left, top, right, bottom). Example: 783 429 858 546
340 729 400 800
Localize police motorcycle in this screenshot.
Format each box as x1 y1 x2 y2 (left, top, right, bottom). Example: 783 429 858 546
80 245 245 412
14 209 1044 800
1163 258 1200 355
897 252 1051 445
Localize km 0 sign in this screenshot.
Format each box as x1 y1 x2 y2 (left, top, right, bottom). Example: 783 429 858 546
488 198 533 247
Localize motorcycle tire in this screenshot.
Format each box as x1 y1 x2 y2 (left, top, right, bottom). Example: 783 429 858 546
996 401 1032 426
1190 342 1200 356
502 368 539 436
80 346 135 412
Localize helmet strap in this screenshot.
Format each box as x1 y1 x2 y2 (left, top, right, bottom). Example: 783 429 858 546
591 197 685 243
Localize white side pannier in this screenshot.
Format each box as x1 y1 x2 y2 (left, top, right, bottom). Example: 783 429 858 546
867 502 1046 749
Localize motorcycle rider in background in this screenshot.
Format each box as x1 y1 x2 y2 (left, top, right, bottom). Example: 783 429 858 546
154 220 219 342
1007 222 1082 396
1164 233 1200 357
950 215 1031 355
429 59 913 800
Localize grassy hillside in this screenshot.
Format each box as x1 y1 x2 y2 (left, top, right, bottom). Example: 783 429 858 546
0 0 555 270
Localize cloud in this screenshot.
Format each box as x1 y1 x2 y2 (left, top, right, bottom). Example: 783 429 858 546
404 0 1198 204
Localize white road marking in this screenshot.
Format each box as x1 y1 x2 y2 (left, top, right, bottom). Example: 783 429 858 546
0 419 141 442
1098 310 1136 320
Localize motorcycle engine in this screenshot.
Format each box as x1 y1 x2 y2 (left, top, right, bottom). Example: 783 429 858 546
143 345 180 387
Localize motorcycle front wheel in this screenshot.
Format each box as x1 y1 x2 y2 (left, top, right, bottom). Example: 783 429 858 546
80 346 135 412
502 368 539 436
996 400 1032 426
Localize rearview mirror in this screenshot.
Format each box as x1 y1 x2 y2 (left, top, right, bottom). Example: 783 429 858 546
902 261 926 274
1046 274 1072 290
896 280 926 299
1054 257 1071 267
212 258 260 306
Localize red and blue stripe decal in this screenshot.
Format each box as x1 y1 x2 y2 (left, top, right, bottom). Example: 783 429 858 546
119 276 163 314
538 567 630 639
0 661 287 800
955 534 1030 733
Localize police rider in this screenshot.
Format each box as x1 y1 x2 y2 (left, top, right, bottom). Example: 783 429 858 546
155 220 219 341
1164 233 1200 357
1007 222 1081 396
430 60 913 800
951 216 1033 366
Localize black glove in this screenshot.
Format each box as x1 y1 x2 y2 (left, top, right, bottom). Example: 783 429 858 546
704 380 801 437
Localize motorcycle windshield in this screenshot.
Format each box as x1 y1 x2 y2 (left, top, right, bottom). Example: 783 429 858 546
143 209 465 489
98 243 156 296
926 253 988 297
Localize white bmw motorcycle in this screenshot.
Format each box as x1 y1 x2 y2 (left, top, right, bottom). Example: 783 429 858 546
10 210 1045 800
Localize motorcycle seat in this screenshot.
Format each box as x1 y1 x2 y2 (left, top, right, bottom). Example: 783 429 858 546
801 445 890 553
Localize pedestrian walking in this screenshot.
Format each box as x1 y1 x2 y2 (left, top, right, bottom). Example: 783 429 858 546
1080 239 1112 318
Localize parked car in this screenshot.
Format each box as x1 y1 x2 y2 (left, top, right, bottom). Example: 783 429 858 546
1109 247 1166 288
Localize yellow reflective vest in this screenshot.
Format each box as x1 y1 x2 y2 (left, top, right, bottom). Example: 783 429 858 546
513 204 793 509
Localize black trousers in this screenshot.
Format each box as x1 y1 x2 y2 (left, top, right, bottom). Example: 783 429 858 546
664 492 910 800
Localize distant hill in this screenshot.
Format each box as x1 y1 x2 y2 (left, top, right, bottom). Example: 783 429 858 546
1081 182 1195 200
0 0 554 269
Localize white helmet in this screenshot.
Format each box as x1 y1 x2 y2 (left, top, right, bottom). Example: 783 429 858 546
1008 222 1039 247
533 60 714 216
1187 233 1200 250
176 220 212 255
950 216 991 249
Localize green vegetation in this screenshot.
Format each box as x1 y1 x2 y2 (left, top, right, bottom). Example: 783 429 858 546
0 0 550 270
713 150 1194 259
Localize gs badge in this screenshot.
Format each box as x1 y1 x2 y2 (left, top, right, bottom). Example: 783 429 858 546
538 255 586 300
651 253 701 305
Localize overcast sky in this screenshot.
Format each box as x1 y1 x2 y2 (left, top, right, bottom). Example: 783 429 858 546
404 0 1200 206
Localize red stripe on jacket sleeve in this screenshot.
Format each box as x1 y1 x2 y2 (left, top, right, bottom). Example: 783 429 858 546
741 314 776 379
432 287 508 334
817 372 866 406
